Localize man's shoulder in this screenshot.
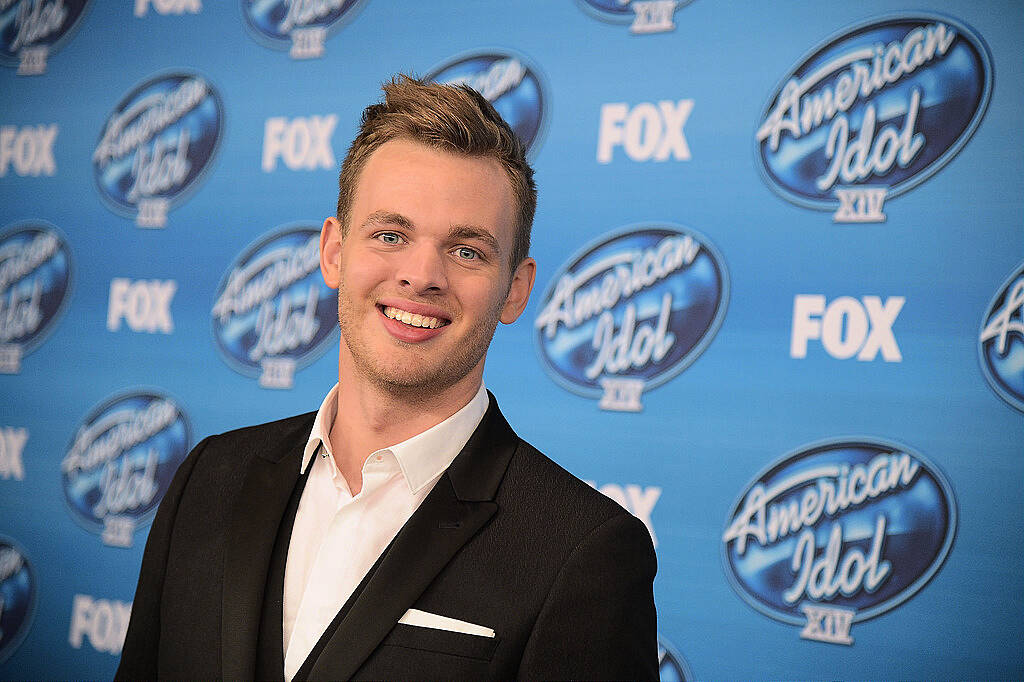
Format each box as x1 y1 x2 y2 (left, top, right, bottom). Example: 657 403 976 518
162 410 316 503
206 410 318 451
472 433 655 587
183 410 317 473
472 397 626 523
501 435 641 537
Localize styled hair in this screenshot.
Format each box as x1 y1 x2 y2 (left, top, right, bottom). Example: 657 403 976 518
336 74 536 268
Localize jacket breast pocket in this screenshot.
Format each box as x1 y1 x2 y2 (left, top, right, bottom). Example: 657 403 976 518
381 623 499 661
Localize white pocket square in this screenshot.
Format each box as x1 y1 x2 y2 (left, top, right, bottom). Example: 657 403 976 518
398 608 495 638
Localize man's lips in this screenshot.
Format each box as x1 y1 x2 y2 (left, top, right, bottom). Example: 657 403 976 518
381 305 447 329
377 302 451 342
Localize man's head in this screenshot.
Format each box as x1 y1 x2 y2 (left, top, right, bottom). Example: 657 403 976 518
319 76 538 401
336 74 536 269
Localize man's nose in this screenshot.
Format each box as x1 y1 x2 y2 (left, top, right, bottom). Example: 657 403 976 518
397 244 447 293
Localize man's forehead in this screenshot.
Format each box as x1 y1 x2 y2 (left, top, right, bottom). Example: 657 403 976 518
352 140 516 240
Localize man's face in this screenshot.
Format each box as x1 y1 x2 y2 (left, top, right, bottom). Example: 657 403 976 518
320 138 535 397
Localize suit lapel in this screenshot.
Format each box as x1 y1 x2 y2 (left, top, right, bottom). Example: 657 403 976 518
305 395 518 680
222 418 313 681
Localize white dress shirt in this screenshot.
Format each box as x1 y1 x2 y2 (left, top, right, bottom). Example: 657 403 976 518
282 382 489 681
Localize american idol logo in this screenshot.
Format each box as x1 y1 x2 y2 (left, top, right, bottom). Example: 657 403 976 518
212 224 338 389
979 261 1024 412
657 634 692 681
722 439 956 645
93 71 223 228
0 222 72 374
756 14 992 223
535 224 728 412
242 0 366 59
425 50 548 157
61 390 191 548
0 537 35 663
0 0 90 75
577 0 691 35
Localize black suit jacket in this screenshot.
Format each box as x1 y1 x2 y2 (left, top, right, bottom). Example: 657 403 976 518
116 395 658 680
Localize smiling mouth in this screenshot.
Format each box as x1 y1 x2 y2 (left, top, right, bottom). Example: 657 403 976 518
381 305 450 330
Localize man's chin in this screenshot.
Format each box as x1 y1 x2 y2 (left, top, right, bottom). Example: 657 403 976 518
360 363 461 395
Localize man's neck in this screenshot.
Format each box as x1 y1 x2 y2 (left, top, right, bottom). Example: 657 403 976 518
328 373 482 496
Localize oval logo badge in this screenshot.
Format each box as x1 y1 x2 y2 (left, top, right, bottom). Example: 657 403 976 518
61 390 191 548
0 222 73 374
978 261 1024 412
722 439 957 645
211 224 338 389
0 537 36 663
425 50 548 157
93 71 223 228
242 0 366 59
576 0 690 35
534 224 728 412
0 0 90 75
755 14 992 223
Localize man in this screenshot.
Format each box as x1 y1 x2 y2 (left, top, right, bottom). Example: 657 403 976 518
116 75 657 681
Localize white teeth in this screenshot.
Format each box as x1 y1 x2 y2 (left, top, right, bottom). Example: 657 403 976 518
383 306 444 329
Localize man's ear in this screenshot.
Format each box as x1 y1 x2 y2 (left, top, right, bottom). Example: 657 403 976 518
320 216 343 289
500 257 537 324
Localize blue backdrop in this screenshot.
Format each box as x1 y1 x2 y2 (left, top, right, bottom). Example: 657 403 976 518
1 1 1021 679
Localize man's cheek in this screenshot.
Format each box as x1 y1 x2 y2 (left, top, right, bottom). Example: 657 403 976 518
344 252 390 288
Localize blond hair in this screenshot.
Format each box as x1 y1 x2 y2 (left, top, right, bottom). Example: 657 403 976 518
336 74 536 268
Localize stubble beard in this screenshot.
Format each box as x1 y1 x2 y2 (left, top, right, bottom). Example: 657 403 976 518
335 282 504 400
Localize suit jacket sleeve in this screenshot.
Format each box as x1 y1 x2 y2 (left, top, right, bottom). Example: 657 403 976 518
517 510 659 681
115 436 211 681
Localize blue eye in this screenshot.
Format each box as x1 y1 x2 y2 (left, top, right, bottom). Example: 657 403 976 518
377 232 401 245
455 247 478 260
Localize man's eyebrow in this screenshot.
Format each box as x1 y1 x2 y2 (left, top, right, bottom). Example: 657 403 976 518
448 224 500 253
362 210 413 230
359 213 501 253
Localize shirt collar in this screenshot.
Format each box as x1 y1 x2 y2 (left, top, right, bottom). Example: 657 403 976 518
302 384 340 474
302 382 489 494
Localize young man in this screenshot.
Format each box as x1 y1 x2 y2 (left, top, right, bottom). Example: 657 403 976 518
116 75 657 681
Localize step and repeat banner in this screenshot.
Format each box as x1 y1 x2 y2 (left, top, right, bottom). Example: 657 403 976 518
1 1 1022 679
